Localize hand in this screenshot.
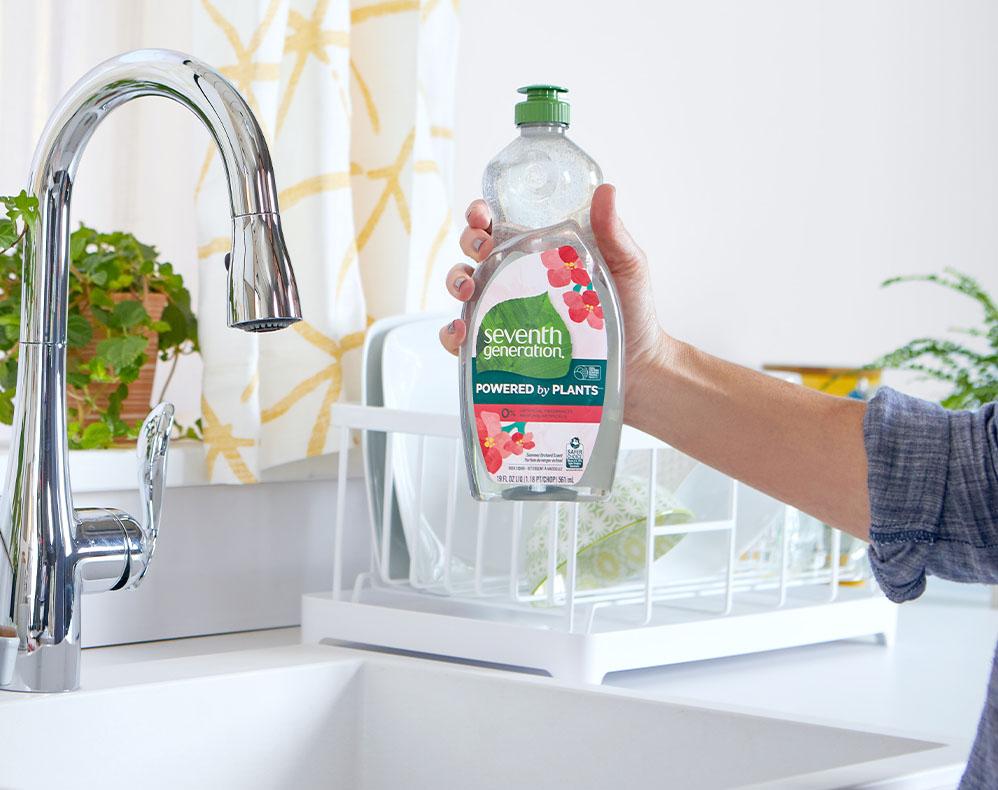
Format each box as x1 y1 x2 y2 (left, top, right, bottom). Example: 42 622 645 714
436 186 874 536
438 183 667 418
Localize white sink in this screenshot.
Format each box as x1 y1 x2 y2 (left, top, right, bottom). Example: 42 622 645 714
0 644 964 789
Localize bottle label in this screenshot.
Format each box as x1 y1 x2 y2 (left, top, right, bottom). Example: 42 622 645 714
471 245 607 487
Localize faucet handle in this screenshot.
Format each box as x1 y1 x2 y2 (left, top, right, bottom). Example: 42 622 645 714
132 402 175 584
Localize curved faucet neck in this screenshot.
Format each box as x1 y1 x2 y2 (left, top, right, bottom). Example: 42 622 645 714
30 49 279 219
25 49 281 346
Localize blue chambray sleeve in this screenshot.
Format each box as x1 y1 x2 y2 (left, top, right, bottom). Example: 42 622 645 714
864 387 998 602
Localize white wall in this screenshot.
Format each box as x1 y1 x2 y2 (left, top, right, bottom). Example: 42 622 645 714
454 0 998 394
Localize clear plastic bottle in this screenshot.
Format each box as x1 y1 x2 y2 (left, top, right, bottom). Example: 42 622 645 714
460 86 624 502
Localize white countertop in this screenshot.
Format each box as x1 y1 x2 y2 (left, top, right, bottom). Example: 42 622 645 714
80 586 997 752
607 594 997 747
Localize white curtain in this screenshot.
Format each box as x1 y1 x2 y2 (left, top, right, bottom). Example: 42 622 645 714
193 0 460 483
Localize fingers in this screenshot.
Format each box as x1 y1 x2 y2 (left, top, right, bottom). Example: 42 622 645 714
438 318 467 356
460 199 494 260
440 263 473 355
443 199 490 355
446 262 476 302
465 199 492 232
589 183 646 276
460 225 494 261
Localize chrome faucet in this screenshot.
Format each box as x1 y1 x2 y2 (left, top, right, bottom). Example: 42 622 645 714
0 50 301 692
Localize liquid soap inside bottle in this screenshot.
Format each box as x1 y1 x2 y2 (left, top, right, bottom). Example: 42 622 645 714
460 85 624 502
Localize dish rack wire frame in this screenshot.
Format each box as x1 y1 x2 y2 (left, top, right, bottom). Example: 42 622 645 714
304 403 899 684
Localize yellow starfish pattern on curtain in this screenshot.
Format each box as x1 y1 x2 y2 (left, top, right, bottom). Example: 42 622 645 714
197 0 452 274
205 0 284 110
202 397 258 483
197 0 454 268
277 0 349 136
260 322 366 456
421 0 461 22
194 0 459 477
350 58 380 132
351 0 419 24
357 128 414 247
196 0 285 196
196 162 362 262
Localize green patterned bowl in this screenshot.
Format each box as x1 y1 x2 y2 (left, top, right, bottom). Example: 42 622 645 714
526 475 693 597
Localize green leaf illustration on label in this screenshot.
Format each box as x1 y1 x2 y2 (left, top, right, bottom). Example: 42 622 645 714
476 292 571 378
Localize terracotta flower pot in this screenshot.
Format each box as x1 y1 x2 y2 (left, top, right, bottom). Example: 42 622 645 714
69 292 168 433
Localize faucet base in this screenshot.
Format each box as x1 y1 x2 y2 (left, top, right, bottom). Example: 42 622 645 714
1 638 81 693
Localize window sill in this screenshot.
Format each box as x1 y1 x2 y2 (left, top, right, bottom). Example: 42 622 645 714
0 440 344 493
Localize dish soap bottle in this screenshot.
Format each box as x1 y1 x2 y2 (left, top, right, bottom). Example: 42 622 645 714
460 85 624 502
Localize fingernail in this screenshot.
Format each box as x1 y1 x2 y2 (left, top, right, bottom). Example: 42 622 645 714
454 276 467 292
447 320 456 334
472 238 483 252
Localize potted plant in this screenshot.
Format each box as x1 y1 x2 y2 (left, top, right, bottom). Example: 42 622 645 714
0 192 200 448
873 268 998 409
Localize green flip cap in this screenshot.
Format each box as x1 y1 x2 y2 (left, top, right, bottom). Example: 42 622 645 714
515 85 570 126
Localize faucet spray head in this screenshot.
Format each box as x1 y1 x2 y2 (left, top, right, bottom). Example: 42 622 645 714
227 212 301 333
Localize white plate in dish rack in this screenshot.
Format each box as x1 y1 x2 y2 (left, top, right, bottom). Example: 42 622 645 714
361 315 423 580
380 316 504 585
380 315 781 586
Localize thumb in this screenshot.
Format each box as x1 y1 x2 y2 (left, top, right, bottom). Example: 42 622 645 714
589 184 645 275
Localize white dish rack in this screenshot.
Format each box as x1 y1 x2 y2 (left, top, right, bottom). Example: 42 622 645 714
301 403 897 684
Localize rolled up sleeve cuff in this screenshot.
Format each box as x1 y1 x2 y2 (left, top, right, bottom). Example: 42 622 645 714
863 387 950 603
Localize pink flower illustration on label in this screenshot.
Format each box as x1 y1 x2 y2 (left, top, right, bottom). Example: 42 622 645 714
541 245 589 288
540 244 602 330
509 431 535 455
476 410 512 473
563 289 604 329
